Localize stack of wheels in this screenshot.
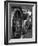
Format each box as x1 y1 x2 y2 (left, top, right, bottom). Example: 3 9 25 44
12 8 22 38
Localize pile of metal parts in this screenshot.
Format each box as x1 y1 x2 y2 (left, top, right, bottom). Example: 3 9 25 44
12 7 32 38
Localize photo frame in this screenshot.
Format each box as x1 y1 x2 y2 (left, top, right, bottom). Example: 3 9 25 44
4 1 37 45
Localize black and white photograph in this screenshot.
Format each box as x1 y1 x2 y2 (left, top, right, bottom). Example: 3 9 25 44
4 1 37 45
